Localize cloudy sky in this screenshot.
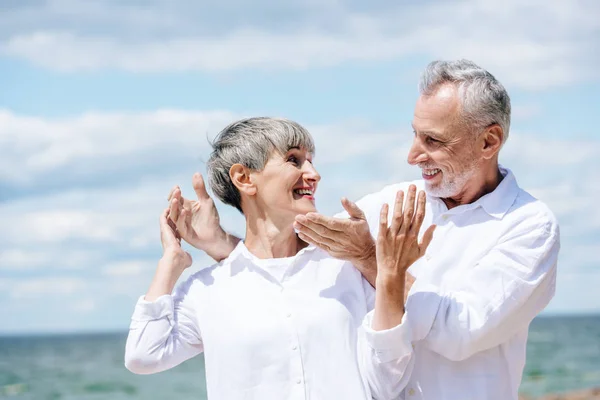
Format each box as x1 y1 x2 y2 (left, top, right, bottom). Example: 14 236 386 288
1 0 599 334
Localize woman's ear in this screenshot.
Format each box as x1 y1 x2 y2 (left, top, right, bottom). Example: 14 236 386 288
229 164 257 196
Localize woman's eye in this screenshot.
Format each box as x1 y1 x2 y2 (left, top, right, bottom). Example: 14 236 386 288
288 156 299 165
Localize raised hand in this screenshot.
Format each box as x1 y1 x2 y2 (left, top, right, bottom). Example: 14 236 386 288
376 185 435 280
372 185 435 330
294 197 377 285
168 173 238 261
159 208 193 272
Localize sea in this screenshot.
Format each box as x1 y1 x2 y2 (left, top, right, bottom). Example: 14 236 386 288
1 315 599 400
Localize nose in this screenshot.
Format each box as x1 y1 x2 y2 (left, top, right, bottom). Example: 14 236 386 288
304 161 321 183
407 137 428 165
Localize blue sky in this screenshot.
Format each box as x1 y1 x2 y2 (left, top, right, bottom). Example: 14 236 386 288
1 0 599 334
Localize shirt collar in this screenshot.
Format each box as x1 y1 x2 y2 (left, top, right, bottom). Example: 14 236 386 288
428 165 519 220
477 166 519 219
226 240 320 270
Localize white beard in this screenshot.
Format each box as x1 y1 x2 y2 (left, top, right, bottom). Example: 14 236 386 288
424 166 477 199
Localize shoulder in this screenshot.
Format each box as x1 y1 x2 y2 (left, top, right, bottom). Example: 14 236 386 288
510 188 560 236
174 259 231 297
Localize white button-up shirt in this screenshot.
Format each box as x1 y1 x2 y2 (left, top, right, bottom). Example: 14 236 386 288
355 167 560 400
125 241 408 399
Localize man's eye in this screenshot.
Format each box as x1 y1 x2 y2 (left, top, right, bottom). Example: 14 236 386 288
427 137 440 144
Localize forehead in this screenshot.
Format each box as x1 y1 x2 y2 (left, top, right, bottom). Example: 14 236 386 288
412 84 461 132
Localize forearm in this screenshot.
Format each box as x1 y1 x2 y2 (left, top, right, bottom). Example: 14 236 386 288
145 255 185 301
204 232 240 262
372 272 406 331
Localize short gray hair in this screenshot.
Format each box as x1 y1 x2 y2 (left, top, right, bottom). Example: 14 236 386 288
207 117 315 213
419 59 511 143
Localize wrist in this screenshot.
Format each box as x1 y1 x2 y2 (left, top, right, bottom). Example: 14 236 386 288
160 249 187 273
205 231 239 262
376 271 406 294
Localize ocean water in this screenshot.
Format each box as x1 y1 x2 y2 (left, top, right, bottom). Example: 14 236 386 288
1 315 599 399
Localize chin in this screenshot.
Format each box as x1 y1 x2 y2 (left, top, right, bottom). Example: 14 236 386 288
295 205 317 215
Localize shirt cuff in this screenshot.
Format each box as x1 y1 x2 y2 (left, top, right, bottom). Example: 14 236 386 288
131 294 174 322
361 310 413 363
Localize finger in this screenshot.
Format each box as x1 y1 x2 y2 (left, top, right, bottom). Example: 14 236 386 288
169 198 180 224
192 173 210 200
296 225 340 250
420 224 437 252
341 198 366 220
297 232 333 252
390 190 405 234
294 216 346 240
301 213 346 232
379 203 389 238
400 185 417 236
160 208 178 246
167 185 179 202
176 208 190 238
409 190 427 235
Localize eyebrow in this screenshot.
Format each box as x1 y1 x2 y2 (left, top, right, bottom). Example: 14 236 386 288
413 128 445 140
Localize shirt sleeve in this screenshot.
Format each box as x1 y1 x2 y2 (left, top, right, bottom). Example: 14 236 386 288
124 276 204 374
357 310 415 399
412 217 560 362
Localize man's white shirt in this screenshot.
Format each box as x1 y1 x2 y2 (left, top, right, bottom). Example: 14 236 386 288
354 166 559 399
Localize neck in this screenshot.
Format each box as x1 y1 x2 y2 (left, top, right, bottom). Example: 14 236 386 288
442 162 503 209
243 211 307 259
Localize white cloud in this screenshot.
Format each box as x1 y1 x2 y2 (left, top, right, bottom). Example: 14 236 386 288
0 0 598 89
0 109 237 184
102 260 149 277
7 277 87 300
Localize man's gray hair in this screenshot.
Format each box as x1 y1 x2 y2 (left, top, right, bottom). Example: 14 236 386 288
207 117 315 213
419 59 511 143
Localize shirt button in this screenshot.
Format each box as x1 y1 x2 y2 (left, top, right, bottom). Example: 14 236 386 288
296 378 302 384
408 388 416 396
292 345 298 350
442 215 449 221
286 312 292 318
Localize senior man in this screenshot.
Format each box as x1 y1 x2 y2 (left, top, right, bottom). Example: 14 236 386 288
168 60 559 400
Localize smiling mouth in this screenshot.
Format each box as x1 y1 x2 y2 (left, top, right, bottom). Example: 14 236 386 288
423 168 441 176
293 188 315 199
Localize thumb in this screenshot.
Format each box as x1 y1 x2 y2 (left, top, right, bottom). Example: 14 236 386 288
341 197 365 220
192 173 210 200
420 224 437 252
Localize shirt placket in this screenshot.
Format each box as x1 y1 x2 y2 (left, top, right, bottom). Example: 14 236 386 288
280 260 308 400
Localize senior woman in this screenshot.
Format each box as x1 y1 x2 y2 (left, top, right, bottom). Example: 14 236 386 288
124 117 430 399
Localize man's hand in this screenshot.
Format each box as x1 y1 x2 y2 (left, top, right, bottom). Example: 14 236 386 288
372 185 435 330
168 173 239 261
376 185 435 281
293 198 377 285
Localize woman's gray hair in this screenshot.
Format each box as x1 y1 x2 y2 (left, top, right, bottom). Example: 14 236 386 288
419 59 511 143
207 117 315 213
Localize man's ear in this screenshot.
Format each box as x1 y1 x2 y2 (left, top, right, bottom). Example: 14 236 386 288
229 164 257 196
481 124 504 159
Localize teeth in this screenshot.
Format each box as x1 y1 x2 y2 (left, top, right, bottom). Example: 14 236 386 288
423 169 440 176
295 189 313 195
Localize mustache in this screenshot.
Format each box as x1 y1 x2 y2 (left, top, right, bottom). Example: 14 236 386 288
418 164 441 170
